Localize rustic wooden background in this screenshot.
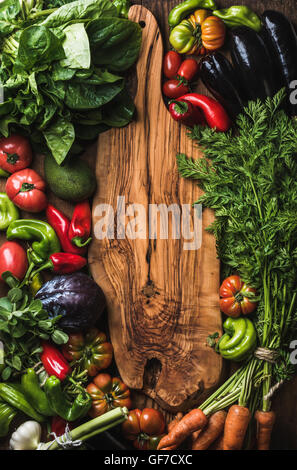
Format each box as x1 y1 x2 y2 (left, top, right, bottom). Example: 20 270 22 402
128 0 297 451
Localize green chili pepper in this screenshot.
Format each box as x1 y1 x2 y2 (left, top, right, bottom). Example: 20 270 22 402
0 399 17 437
213 6 262 32
113 0 130 18
0 192 19 231
0 383 45 422
29 273 43 297
44 376 92 422
6 219 61 265
218 317 257 362
0 168 9 178
21 369 54 417
168 0 217 27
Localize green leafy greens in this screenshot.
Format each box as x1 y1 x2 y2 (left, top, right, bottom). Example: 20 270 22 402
0 0 140 164
0 282 68 381
177 90 297 431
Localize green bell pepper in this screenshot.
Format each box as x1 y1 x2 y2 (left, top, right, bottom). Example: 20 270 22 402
6 219 61 265
168 0 217 27
0 382 45 422
0 399 17 437
213 6 262 32
45 376 92 422
21 369 54 417
218 317 257 362
0 192 19 231
113 0 130 18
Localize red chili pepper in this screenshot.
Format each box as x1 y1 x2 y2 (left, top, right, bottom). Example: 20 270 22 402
68 201 92 248
177 93 232 132
46 204 86 256
31 252 87 277
51 416 75 437
169 100 206 127
41 341 71 381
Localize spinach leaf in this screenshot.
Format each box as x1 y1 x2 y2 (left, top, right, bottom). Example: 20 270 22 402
60 23 90 69
65 80 124 109
51 62 76 81
101 88 135 127
43 116 75 164
41 0 117 28
16 25 65 71
88 17 141 71
73 68 122 85
0 0 21 22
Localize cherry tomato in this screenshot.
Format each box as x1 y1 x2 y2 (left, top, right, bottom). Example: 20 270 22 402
177 58 199 82
0 135 32 174
163 51 182 79
0 241 28 282
163 80 189 99
6 169 48 213
219 275 258 317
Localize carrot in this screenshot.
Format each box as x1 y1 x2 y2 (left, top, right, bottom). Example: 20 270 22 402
209 433 224 450
157 409 208 450
192 410 227 450
223 405 251 450
167 413 183 433
254 410 276 450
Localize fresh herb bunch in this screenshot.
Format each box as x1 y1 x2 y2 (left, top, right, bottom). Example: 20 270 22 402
0 279 68 381
0 0 141 164
177 90 297 416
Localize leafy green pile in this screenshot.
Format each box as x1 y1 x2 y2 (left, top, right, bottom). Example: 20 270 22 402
0 0 141 164
177 90 297 424
0 280 68 381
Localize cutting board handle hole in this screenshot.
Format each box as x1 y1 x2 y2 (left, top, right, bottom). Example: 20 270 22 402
139 21 146 28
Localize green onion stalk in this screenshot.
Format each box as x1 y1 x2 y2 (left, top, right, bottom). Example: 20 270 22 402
41 407 129 450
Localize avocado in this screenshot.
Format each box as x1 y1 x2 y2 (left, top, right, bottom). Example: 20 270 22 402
44 155 96 202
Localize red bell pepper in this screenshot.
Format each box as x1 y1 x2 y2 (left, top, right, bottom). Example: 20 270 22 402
41 341 71 381
68 201 92 248
177 93 232 132
46 205 86 256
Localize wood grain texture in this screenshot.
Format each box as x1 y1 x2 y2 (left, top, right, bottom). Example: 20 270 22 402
89 5 223 412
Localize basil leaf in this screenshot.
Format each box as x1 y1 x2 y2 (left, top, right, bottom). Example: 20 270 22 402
2 367 12 381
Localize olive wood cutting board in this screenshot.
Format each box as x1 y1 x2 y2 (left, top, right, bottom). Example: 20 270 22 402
89 4 223 413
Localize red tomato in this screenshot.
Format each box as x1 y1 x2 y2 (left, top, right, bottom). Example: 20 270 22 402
163 51 182 79
219 275 258 317
6 169 48 213
163 80 189 99
0 135 32 174
0 241 28 282
177 58 199 82
122 408 165 450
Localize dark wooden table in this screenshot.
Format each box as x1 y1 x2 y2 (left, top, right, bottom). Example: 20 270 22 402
130 0 297 451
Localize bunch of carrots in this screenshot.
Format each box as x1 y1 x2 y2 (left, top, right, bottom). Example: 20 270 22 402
159 406 275 451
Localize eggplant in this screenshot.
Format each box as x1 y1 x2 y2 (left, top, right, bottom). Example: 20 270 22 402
262 10 297 115
230 26 281 102
200 52 245 119
36 272 106 332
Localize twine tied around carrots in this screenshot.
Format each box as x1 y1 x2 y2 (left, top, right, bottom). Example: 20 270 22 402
254 347 284 400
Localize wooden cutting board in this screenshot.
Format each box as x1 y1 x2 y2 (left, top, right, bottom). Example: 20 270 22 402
89 5 223 413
